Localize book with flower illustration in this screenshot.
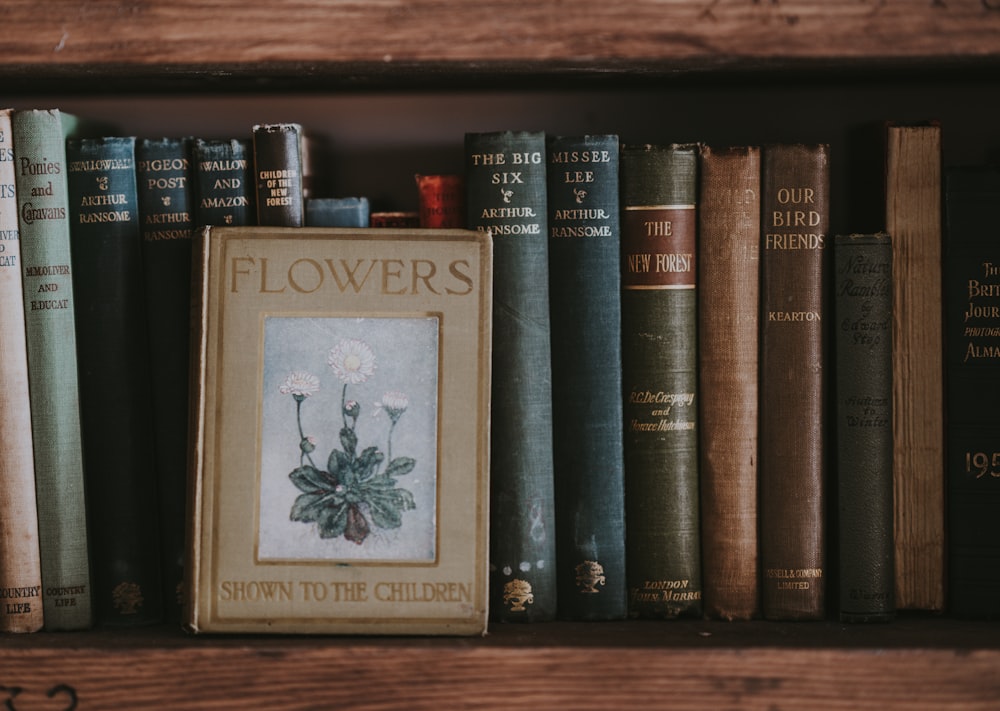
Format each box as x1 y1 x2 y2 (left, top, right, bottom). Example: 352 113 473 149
185 225 492 635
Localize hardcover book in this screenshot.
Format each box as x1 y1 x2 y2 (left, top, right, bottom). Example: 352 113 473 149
12 108 93 630
759 143 829 621
305 197 370 227
192 138 255 227
465 131 557 622
185 226 492 635
546 135 626 620
136 136 196 621
0 108 45 633
885 122 945 612
252 123 305 227
834 233 894 623
371 211 421 228
620 143 702 619
67 136 164 626
944 166 1000 618
697 145 761 621
416 174 465 228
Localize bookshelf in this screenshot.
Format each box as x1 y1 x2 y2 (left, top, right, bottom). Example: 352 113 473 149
4 1 1000 707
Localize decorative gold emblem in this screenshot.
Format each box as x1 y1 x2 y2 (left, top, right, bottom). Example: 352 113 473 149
111 581 144 615
575 560 606 594
502 579 534 612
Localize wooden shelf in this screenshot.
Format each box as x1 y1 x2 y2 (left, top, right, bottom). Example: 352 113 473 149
2 618 998 709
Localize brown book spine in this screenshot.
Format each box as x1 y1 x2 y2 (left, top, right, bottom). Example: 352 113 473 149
416 174 465 228
759 143 829 620
0 108 45 632
697 145 761 620
885 123 945 611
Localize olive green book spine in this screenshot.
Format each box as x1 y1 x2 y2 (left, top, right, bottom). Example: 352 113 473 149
620 143 702 619
12 108 93 630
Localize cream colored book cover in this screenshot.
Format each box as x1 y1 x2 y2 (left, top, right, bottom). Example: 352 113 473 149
185 226 492 635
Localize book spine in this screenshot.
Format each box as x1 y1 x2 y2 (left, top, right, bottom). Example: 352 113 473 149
620 143 702 619
136 137 195 623
834 232 894 623
885 123 945 612
11 108 92 630
465 131 556 622
546 135 626 620
370 211 420 228
416 174 466 228
67 136 163 626
0 109 45 633
944 166 1000 619
191 138 255 227
305 197 370 227
759 143 829 620
252 124 304 227
697 145 761 621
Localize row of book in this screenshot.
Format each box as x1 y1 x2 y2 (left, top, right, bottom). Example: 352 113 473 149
0 108 996 633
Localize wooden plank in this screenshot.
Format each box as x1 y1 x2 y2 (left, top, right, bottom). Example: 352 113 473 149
3 1 1000 75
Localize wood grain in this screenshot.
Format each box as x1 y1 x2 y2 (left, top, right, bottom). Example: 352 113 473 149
4 1 1000 79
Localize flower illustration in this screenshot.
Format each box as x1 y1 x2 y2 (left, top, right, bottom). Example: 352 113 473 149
279 371 320 400
328 339 376 384
374 391 409 422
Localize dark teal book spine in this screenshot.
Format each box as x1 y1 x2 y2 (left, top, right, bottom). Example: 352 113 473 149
465 131 556 622
191 138 255 227
546 135 626 620
136 137 195 623
834 233 894 623
305 197 370 227
944 166 1000 619
67 136 163 626
620 143 702 618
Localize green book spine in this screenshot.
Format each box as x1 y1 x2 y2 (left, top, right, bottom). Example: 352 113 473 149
834 233 894 623
0 108 45 633
12 108 92 630
944 166 1000 619
546 135 626 620
465 131 556 622
136 137 195 623
67 136 163 626
759 143 829 620
620 143 702 618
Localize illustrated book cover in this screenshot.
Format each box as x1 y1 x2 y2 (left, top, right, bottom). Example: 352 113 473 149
185 226 492 635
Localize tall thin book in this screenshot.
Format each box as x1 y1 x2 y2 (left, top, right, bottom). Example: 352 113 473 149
885 122 945 612
834 233 894 623
620 143 702 619
12 108 93 630
943 166 1000 619
0 108 45 633
697 145 761 620
759 143 829 621
185 226 492 635
546 135 626 620
465 131 557 622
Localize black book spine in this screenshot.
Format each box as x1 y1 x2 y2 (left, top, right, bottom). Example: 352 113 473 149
465 131 556 622
252 124 304 227
192 138 255 227
67 136 163 626
546 135 626 620
944 166 1000 619
136 137 195 623
834 233 894 623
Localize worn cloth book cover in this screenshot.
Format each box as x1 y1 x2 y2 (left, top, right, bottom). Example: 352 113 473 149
834 233 894 623
465 131 557 622
67 135 164 626
185 226 492 635
416 174 465 228
192 138 255 228
12 108 93 630
305 197 370 227
546 135 626 620
252 123 304 227
759 143 829 620
944 166 1000 619
697 144 761 621
0 108 45 633
620 143 702 618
